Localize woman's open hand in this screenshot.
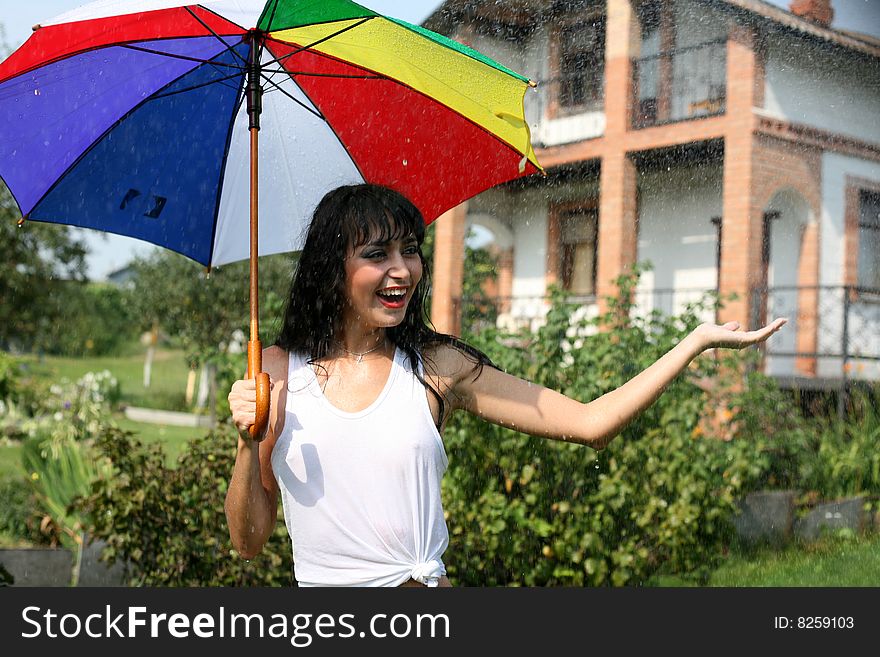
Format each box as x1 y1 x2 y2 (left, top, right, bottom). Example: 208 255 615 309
692 317 787 351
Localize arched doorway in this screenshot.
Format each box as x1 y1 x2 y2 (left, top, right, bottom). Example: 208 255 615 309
464 212 515 329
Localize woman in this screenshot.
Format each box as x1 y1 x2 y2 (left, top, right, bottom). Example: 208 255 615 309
226 184 786 587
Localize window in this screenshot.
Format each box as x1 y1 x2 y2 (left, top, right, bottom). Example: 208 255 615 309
635 0 661 124
559 207 598 296
858 189 880 290
557 18 606 112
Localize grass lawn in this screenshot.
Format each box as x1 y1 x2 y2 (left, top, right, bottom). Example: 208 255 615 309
3 345 217 478
113 415 208 466
708 534 880 586
0 442 24 479
18 346 193 411
649 532 880 586
0 415 207 479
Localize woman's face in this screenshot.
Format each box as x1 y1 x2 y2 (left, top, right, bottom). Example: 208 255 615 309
341 231 423 333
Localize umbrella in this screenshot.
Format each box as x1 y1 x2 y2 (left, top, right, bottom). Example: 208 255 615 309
0 0 542 436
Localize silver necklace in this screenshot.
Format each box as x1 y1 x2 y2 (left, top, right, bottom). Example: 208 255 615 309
334 339 385 364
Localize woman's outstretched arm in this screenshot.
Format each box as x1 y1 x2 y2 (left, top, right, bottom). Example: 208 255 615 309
451 318 787 450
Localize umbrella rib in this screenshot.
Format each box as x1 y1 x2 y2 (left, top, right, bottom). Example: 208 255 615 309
260 17 373 88
261 69 382 79
184 6 248 67
258 74 325 121
150 71 244 100
121 44 244 71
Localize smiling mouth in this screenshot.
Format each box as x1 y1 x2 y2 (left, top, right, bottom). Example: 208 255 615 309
376 287 408 308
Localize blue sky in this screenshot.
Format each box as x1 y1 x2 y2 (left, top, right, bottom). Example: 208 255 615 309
1 0 877 278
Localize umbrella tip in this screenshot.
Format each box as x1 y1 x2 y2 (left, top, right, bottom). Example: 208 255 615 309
32 24 41 32
528 79 537 88
17 217 25 227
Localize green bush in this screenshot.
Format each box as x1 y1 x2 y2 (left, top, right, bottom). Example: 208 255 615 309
442 264 757 585
0 477 51 546
21 434 108 561
81 426 293 587
726 363 815 492
729 370 880 507
15 370 120 447
797 386 880 502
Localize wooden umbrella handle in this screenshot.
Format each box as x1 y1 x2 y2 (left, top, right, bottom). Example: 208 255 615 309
247 340 271 441
245 39 268 442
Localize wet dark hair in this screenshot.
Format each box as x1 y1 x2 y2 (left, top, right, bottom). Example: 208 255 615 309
274 183 497 428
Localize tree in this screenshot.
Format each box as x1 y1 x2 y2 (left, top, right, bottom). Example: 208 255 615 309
129 249 295 417
0 184 89 352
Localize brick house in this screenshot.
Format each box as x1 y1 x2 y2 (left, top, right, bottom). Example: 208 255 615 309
424 0 880 389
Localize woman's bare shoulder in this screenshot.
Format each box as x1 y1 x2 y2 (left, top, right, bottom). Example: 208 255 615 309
420 341 479 382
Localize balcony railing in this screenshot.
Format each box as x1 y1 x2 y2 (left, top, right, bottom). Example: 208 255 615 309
631 39 726 129
751 284 880 416
751 284 880 363
527 68 606 147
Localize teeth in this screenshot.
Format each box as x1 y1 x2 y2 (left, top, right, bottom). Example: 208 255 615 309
379 288 406 296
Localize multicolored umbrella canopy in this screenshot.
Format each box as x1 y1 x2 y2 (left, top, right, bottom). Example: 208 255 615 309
0 0 542 267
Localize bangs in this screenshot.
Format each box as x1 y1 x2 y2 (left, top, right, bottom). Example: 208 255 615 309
340 187 426 250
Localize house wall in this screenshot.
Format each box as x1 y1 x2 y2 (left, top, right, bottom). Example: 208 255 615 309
817 153 880 379
763 34 880 143
441 2 879 385
478 181 603 328
636 163 722 323
506 190 550 299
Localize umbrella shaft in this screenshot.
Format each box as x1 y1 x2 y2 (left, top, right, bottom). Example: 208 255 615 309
250 125 259 343
247 31 262 344
247 33 262 131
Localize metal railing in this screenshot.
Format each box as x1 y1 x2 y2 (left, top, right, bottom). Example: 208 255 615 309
540 68 606 114
631 40 727 129
751 284 880 417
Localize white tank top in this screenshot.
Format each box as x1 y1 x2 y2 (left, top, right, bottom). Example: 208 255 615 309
271 346 449 587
